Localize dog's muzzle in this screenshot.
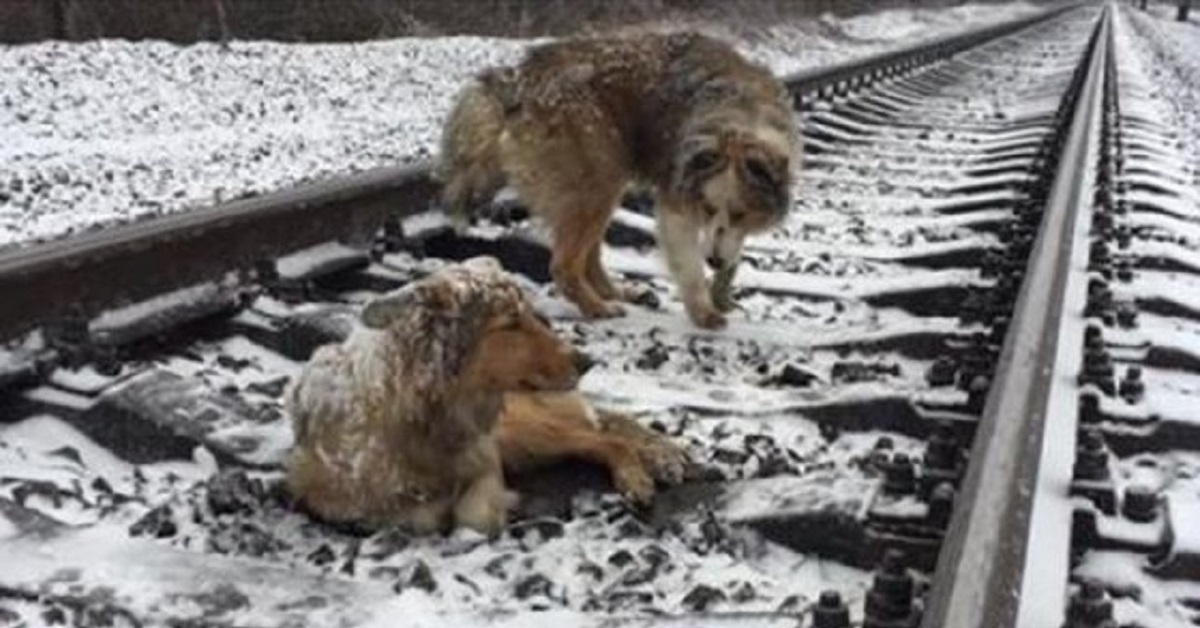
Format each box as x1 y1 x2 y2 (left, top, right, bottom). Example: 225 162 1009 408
572 351 597 376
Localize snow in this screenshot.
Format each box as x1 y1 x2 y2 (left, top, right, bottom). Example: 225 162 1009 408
643 2 1047 78
89 276 239 336
1123 6 1200 181
1074 551 1200 628
0 2 1043 249
1051 10 1200 628
0 524 396 627
0 6 1153 627
275 241 369 279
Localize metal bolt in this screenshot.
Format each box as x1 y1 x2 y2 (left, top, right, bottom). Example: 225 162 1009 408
1071 508 1100 556
1073 428 1109 482
1089 240 1110 266
1115 261 1133 282
1121 484 1159 522
1078 392 1102 425
812 590 851 628
928 482 955 529
1080 347 1115 395
1116 302 1137 328
1067 581 1113 627
1086 278 1113 317
989 315 1010 344
923 423 959 472
884 453 917 496
967 375 990 413
926 355 957 387
1118 366 1144 404
1115 226 1132 250
863 550 916 627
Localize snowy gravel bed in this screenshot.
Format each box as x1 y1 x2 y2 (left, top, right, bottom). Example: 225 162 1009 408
0 414 881 619
754 21 1083 275
0 3 1047 249
1124 7 1200 178
0 246 941 623
0 8 1108 627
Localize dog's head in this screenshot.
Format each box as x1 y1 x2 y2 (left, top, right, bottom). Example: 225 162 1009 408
672 90 796 272
360 256 590 397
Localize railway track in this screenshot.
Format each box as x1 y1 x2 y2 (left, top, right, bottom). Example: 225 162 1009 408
1 4 1197 627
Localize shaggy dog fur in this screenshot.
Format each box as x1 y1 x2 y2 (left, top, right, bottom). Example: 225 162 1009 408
286 257 691 535
438 32 797 329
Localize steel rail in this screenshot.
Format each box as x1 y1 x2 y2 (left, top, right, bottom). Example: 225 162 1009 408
0 166 436 341
782 5 1077 107
918 8 1110 628
0 5 1074 344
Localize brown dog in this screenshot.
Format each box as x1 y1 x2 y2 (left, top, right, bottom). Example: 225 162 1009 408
285 257 689 535
499 392 692 506
438 32 797 329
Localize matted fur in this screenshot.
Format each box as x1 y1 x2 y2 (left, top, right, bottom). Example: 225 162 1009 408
285 257 579 534
438 31 798 329
285 257 693 534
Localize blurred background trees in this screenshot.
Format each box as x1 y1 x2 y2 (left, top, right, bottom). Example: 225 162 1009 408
1 0 1034 43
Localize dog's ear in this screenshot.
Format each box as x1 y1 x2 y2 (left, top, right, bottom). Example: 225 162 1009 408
360 287 420 329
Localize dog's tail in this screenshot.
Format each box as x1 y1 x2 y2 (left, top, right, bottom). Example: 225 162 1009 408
436 69 515 228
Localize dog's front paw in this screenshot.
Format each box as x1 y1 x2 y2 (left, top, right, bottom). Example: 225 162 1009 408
710 265 738 313
639 441 695 486
613 464 656 506
711 286 737 313
456 484 518 537
686 302 727 329
583 300 627 319
616 282 654 304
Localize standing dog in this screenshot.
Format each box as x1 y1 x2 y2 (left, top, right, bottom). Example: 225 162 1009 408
286 257 690 535
438 32 797 329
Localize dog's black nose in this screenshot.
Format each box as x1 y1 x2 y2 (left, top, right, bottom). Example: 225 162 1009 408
706 256 723 271
572 351 596 375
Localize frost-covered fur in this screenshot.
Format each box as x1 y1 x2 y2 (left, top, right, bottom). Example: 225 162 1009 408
438 32 797 329
285 257 581 535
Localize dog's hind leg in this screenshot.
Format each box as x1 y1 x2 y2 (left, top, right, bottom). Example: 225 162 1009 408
585 243 640 303
501 94 628 319
549 197 626 319
549 212 619 319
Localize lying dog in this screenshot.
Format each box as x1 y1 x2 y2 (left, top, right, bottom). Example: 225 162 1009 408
438 32 797 329
286 257 690 535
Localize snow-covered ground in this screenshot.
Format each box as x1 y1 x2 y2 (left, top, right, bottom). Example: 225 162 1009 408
0 2 1044 249
0 8 1113 626
1125 4 1200 178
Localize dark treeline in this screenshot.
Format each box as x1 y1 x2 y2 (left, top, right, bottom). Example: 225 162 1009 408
1 0 1049 44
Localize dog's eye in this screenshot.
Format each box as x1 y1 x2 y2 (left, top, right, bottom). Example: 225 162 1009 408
743 158 777 188
687 150 721 174
701 203 717 219
730 211 746 225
